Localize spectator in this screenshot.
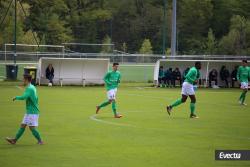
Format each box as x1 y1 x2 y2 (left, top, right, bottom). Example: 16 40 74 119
46 64 54 85
209 69 218 87
220 66 230 88
183 67 190 82
164 68 173 87
172 68 182 87
231 66 238 88
158 66 164 87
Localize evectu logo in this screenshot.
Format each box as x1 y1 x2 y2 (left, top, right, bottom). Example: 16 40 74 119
215 150 250 161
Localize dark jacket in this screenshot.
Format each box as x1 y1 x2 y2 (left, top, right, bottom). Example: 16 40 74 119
231 69 237 80
209 70 218 80
46 67 54 78
173 70 181 80
220 68 229 80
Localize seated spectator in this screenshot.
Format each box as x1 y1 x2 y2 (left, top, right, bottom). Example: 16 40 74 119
158 66 164 87
46 64 54 85
164 68 173 87
172 68 182 87
209 69 218 87
220 65 230 88
231 66 238 88
182 67 190 82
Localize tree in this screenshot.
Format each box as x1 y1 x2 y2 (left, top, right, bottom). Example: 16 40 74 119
101 35 112 53
177 0 213 54
219 15 250 55
139 39 153 54
205 28 216 55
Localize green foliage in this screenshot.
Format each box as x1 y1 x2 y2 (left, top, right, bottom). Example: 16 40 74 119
219 15 250 55
101 35 112 53
139 39 153 54
205 28 217 55
1 0 250 55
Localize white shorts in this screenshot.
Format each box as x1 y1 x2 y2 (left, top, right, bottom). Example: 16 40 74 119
22 114 39 126
107 88 117 100
181 82 195 96
241 82 249 89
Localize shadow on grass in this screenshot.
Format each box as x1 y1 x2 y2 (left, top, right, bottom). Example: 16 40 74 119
0 143 37 149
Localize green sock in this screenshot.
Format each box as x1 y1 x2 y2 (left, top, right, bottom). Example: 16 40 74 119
112 101 117 115
190 103 195 115
15 127 25 140
99 100 110 108
171 98 183 108
239 92 244 101
241 92 247 104
31 128 41 141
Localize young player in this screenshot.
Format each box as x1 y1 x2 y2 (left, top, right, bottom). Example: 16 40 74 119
237 59 250 105
6 74 43 145
166 61 201 118
96 63 122 118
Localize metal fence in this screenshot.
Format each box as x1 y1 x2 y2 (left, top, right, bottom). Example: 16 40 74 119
1 51 250 63
0 51 249 83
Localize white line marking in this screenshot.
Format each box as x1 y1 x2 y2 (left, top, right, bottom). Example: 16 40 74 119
90 114 136 127
15 86 23 90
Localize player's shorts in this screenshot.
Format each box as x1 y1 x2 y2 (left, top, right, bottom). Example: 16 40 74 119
240 82 249 89
107 88 117 100
181 82 195 96
22 114 39 126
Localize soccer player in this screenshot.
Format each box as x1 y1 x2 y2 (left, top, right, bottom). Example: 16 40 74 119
6 74 43 145
96 63 122 118
237 59 250 105
166 62 201 118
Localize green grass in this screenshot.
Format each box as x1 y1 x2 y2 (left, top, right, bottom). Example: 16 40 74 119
0 84 250 167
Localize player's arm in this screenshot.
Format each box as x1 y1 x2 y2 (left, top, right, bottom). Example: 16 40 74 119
248 68 250 81
103 72 112 85
236 67 240 81
117 73 121 83
14 88 31 101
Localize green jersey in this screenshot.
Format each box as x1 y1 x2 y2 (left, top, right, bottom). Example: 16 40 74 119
237 66 250 82
159 69 164 78
15 84 39 114
104 70 121 91
184 67 200 84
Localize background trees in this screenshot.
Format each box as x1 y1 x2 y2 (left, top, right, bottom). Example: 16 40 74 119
0 0 250 55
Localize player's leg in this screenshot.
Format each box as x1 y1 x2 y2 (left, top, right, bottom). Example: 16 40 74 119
239 82 248 105
111 89 122 118
96 100 111 114
96 90 114 114
29 126 43 144
189 95 198 118
166 94 188 115
6 124 27 144
240 89 248 105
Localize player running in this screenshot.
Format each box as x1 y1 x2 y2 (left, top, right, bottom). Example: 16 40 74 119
96 63 122 118
6 74 43 145
166 61 201 118
237 59 250 106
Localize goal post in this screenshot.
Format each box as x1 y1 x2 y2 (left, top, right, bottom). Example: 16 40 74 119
37 57 109 86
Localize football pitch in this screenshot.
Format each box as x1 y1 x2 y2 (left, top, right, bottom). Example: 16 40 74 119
0 84 250 167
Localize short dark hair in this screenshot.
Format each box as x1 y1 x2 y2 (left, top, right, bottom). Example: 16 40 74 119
195 61 201 66
113 62 119 66
242 59 247 63
23 74 32 82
